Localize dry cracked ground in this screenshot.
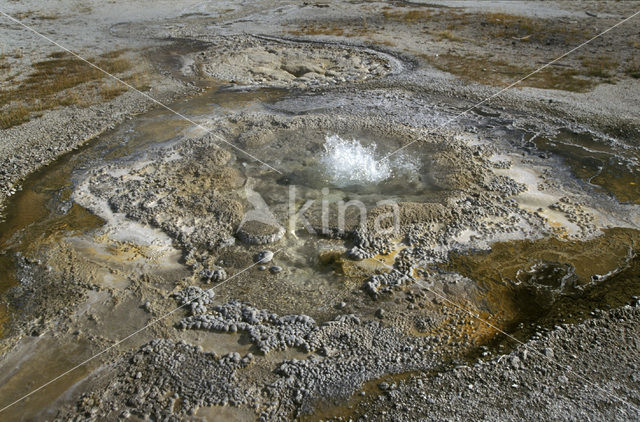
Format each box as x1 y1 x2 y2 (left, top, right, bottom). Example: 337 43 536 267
1 1 640 421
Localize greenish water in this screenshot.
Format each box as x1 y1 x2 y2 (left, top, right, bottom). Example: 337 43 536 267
534 128 640 204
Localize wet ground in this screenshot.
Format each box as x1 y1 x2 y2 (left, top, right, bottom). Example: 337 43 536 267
2 75 638 420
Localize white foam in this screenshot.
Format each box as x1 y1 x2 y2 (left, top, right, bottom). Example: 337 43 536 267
320 134 418 186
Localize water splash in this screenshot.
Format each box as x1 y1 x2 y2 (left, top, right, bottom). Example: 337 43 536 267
320 134 418 187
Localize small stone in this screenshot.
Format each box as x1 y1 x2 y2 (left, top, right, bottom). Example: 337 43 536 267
237 221 285 245
258 265 267 271
201 268 226 282
337 302 347 309
375 308 385 319
211 269 227 282
510 356 521 369
256 250 274 264
270 265 283 274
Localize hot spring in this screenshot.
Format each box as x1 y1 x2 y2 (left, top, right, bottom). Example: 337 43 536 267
319 134 420 187
266 133 439 200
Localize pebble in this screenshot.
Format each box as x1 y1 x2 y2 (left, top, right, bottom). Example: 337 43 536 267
510 356 521 369
211 269 227 282
270 265 283 274
201 268 227 283
256 250 274 264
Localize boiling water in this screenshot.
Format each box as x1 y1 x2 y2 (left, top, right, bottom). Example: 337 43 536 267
320 134 419 187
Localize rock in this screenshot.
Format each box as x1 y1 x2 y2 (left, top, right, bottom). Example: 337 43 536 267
375 308 385 319
172 286 215 316
237 221 285 245
212 269 227 282
281 62 325 77
202 269 227 283
510 356 521 369
255 250 274 264
348 246 372 260
270 265 283 274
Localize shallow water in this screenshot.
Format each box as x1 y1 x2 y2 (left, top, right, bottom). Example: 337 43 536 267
534 128 640 204
247 129 446 233
320 134 420 187
446 227 640 336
